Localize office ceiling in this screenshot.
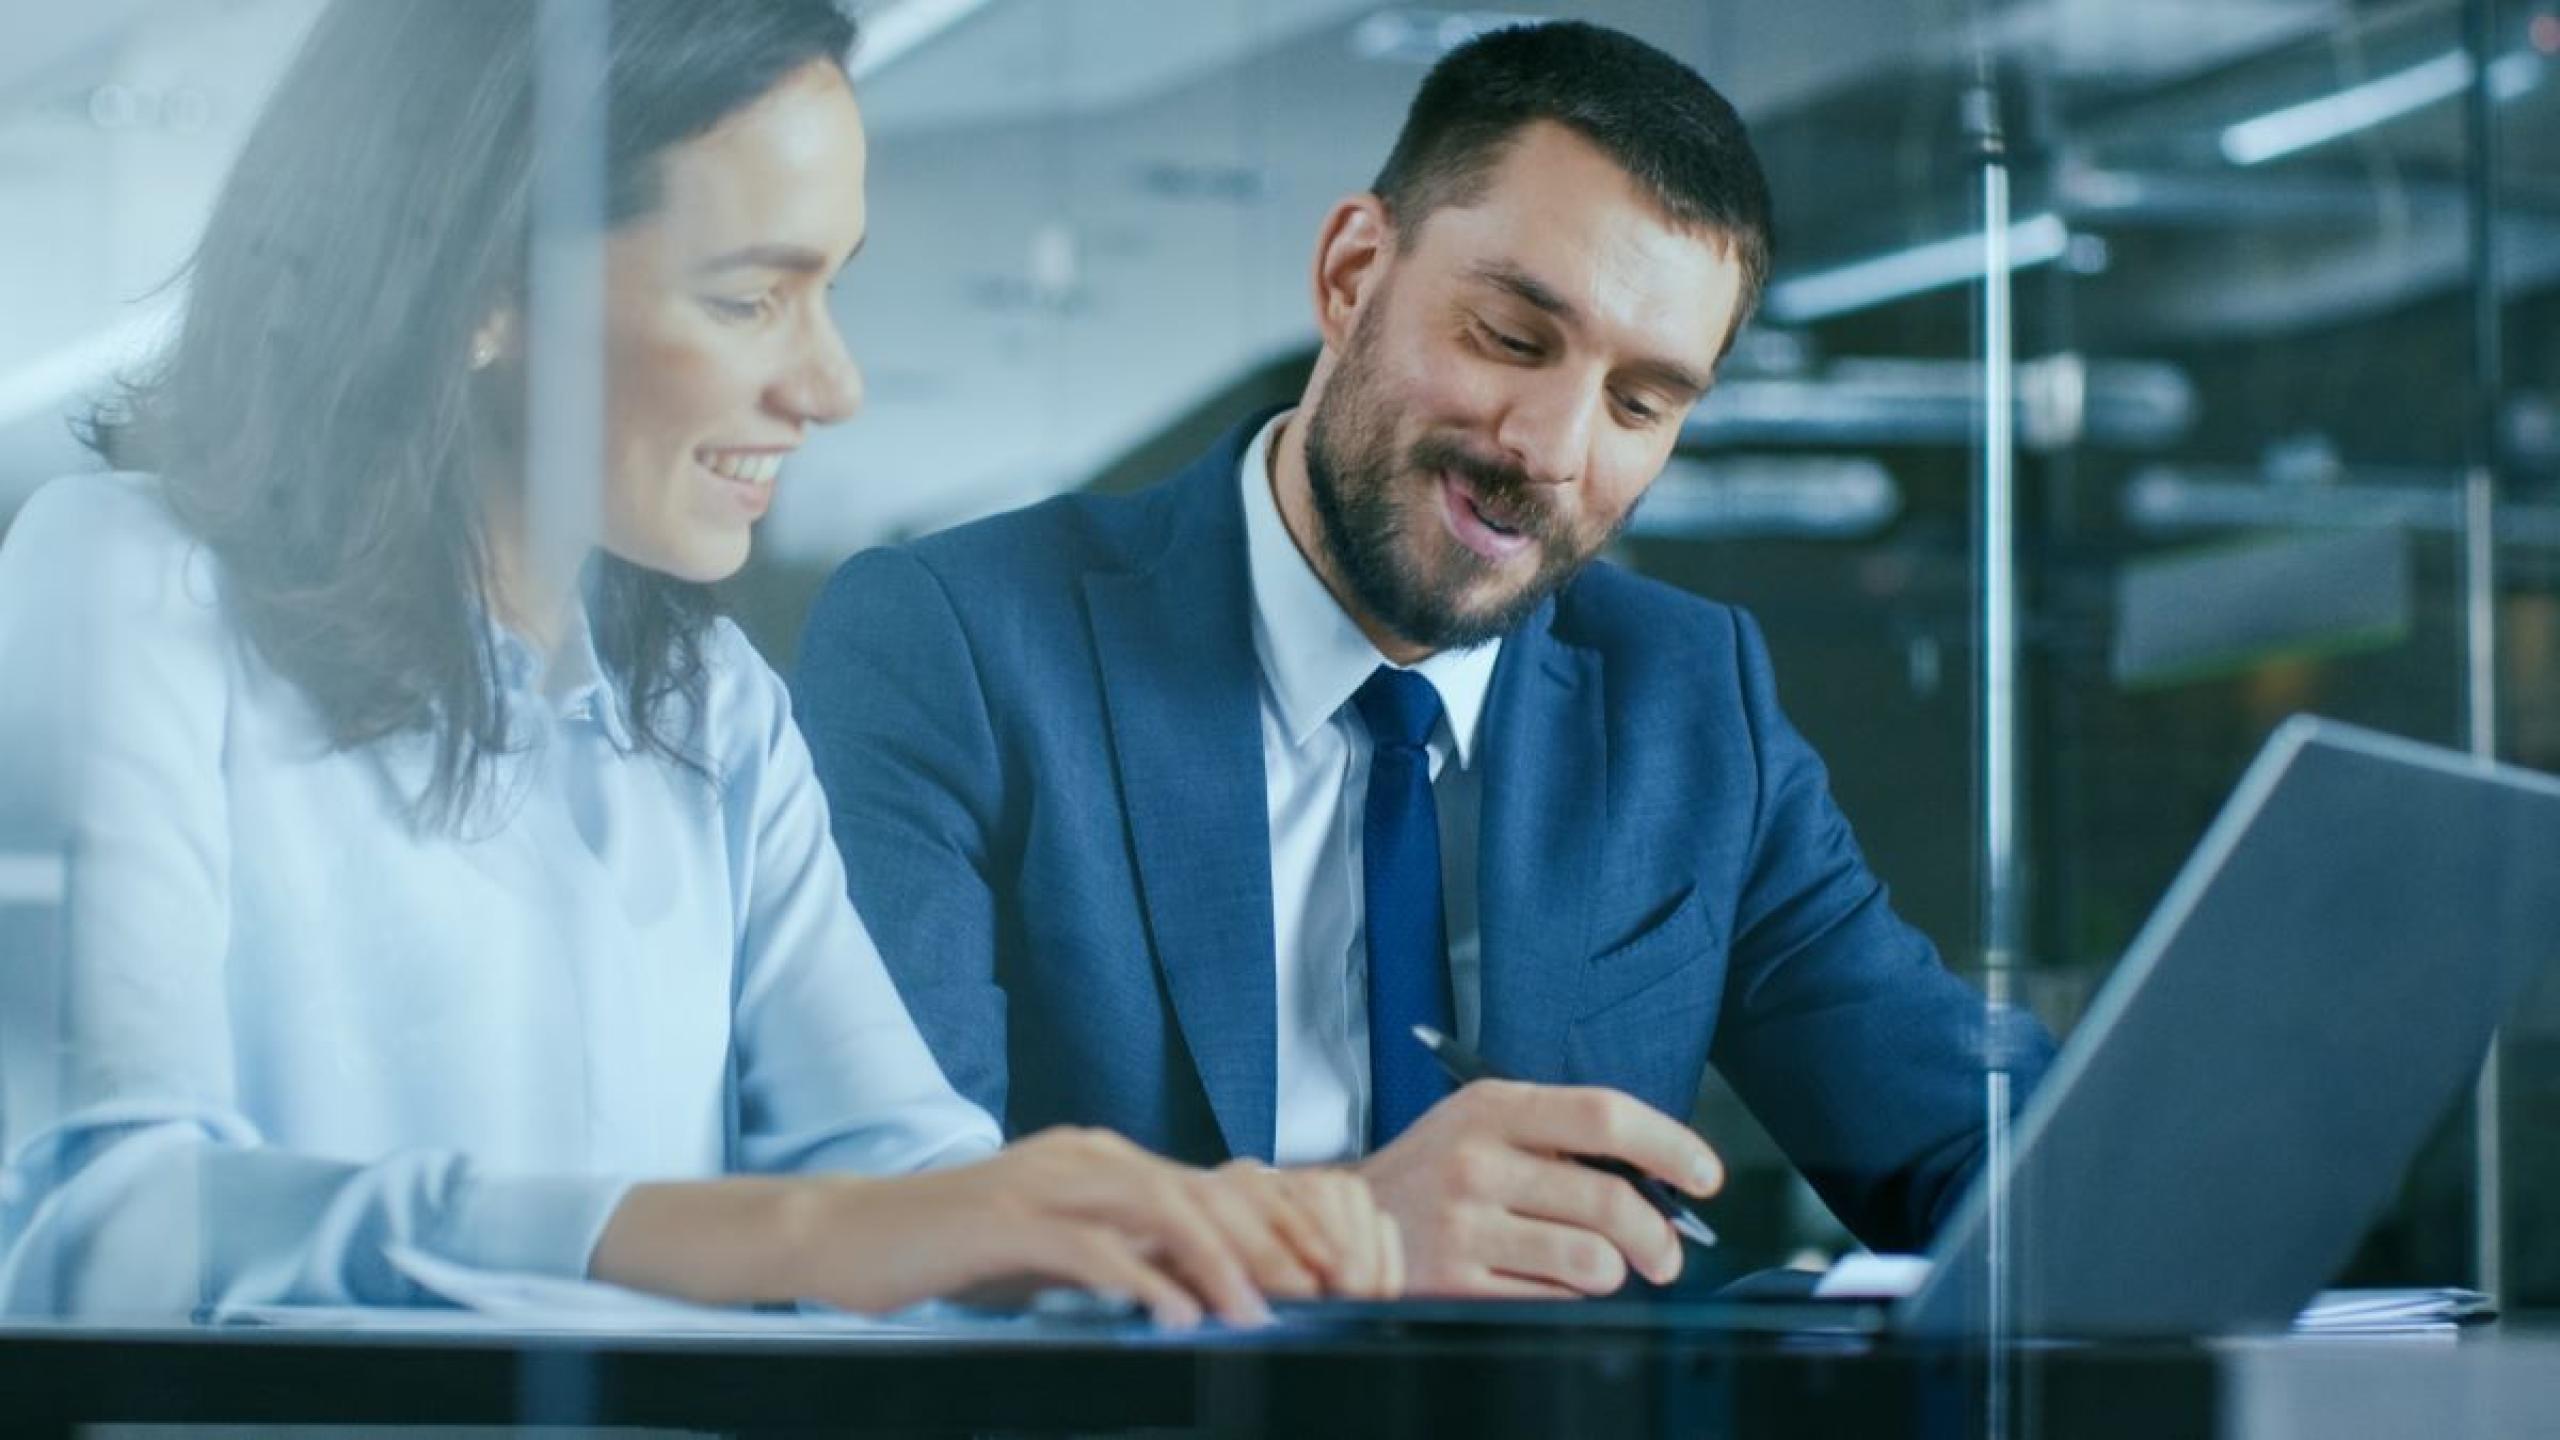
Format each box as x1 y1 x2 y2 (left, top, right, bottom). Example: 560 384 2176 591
1 0 2549 559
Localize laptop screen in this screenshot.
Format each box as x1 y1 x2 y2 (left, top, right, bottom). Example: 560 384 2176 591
1900 717 2560 1337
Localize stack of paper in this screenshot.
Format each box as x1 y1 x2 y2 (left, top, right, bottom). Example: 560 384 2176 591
1805 1254 2494 1338
2289 1288 2493 1338
1811 1252 1932 1300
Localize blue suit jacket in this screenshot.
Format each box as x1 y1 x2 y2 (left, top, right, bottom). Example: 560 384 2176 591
794 416 2050 1251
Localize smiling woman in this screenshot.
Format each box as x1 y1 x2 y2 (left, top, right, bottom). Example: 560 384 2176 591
79 0 877 827
0 0 1396 1326
597 57 867 584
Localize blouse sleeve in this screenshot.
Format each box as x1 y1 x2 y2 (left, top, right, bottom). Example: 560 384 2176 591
712 621 1004 1178
0 477 628 1316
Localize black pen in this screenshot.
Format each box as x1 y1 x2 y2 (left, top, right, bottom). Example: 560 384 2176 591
1410 1024 1719 1248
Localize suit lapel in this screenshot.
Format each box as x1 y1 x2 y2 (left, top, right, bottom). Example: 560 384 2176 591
1083 437 1279 1161
1475 603 1605 1083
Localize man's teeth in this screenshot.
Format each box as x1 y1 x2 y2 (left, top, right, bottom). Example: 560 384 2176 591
1469 496 1520 536
702 451 781 485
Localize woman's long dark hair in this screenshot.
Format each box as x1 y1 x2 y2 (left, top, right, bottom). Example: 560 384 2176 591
85 0 857 831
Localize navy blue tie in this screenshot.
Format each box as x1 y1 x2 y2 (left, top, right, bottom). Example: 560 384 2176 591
1354 666 1455 1149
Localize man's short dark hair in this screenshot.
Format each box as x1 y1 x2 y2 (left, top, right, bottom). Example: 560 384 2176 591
1371 21 1774 351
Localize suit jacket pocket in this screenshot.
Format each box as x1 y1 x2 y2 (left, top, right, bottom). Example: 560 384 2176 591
1566 893 1721 1115
1574 887 1715 1023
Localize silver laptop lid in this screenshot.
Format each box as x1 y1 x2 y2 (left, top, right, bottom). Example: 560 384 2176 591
1899 716 2560 1337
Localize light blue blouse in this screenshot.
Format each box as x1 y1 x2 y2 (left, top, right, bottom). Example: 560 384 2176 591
0 474 1000 1316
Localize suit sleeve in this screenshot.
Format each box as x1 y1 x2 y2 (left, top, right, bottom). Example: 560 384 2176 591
791 548 1014 1127
1706 608 2054 1251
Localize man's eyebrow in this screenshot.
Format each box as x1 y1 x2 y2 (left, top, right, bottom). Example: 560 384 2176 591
1470 261 1578 324
1470 260 1711 398
1625 355 1710 400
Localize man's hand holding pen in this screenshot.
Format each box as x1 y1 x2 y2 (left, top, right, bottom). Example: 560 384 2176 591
1354 1070 1725 1297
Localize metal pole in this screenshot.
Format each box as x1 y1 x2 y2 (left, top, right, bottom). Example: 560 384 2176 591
2461 0 2506 1305
1964 71 2022 1440
525 0 609 620
519 8 608 1418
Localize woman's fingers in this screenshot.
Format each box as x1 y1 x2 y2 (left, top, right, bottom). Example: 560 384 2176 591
981 1130 1414 1324
1208 1162 1405 1301
1013 1217 1203 1330
1378 1211 1408 1299
1090 1166 1273 1326
1210 1162 1339 1295
1015 1131 1270 1326
1142 1193 1274 1326
1303 1168 1404 1298
1291 1169 1377 1296
1336 1171 1396 1298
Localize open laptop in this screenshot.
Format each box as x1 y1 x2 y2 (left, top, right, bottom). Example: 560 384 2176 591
1895 714 2560 1336
1273 716 2560 1339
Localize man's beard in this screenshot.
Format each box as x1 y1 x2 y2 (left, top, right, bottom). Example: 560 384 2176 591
1302 310 1621 653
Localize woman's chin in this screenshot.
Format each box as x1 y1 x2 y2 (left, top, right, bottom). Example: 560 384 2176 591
680 539 754 585
610 530 753 586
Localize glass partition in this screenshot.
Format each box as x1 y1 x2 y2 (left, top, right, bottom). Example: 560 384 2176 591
0 0 2553 1434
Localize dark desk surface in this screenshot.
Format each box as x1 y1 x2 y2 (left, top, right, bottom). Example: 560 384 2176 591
18 1315 2547 1438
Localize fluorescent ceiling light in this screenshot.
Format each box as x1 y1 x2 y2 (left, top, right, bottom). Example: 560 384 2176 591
0 1 995 439
0 291 181 431
1350 9 1546 64
2221 49 2546 167
1763 213 2069 324
851 0 1001 79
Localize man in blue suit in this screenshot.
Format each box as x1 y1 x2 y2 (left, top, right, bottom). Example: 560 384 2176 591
796 21 2050 1297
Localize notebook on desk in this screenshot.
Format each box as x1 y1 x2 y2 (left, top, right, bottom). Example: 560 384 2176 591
1893 715 2560 1337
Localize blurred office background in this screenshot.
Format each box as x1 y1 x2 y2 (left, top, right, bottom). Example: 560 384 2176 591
3 0 2556 1300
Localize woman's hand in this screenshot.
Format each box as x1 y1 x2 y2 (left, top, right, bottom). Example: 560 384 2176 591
1202 1159 1403 1302
591 1126 1401 1328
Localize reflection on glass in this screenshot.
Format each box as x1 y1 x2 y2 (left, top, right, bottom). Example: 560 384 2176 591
0 0 1397 1331
0 0 958 1318
0 0 2548 1427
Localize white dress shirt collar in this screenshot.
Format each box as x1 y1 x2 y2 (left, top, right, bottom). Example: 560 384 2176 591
489 599 635 751
1238 411 1501 764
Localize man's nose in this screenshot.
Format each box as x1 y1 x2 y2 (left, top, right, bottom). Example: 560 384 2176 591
1490 374 1597 488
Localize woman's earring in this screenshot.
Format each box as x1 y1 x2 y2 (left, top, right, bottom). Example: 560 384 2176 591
469 311 511 372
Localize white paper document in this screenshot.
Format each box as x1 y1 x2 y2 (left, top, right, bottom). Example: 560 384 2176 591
1812 1252 1934 1300
1808 1254 2489 1336
2290 1288 2493 1337
211 1245 932 1335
